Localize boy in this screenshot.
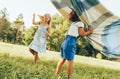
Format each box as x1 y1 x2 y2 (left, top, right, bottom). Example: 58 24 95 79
56 9 93 79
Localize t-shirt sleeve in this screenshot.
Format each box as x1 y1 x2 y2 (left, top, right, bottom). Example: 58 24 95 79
75 22 84 28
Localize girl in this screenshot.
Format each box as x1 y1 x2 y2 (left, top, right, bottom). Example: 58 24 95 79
56 10 93 79
29 13 51 63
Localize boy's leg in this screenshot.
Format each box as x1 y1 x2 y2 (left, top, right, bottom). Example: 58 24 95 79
67 60 73 78
56 58 66 75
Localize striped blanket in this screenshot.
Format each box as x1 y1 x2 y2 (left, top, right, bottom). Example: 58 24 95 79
51 0 120 58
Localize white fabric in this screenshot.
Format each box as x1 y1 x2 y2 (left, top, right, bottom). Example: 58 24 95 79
66 22 84 37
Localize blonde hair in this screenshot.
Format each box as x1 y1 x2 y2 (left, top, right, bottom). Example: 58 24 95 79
45 13 51 25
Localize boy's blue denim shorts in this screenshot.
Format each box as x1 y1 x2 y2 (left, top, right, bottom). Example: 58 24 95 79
60 35 77 60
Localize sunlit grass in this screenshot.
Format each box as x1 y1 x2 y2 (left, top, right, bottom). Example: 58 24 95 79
0 42 120 79
0 53 120 79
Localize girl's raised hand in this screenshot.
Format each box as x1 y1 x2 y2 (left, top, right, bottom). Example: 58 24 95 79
33 13 35 17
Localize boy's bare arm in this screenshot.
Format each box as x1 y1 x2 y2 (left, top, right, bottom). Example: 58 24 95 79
78 27 93 37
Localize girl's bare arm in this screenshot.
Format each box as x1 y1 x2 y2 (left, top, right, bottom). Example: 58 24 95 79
32 14 41 25
46 26 51 36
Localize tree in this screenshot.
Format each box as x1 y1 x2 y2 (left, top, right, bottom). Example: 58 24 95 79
13 13 25 44
16 13 101 58
24 26 38 45
47 13 70 51
0 8 10 42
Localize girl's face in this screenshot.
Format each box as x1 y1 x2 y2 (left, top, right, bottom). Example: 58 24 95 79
44 14 51 23
40 16 45 21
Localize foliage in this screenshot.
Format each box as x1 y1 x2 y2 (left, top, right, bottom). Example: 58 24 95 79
24 26 38 45
0 8 26 44
13 13 25 44
76 38 96 57
0 9 102 58
46 14 100 57
0 8 11 42
46 14 70 51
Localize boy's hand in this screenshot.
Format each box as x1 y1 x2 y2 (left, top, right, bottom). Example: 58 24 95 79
88 27 93 34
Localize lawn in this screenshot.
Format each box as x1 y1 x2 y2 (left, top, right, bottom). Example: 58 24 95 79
0 42 120 79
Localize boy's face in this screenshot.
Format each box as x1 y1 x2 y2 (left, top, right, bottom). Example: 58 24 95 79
69 10 80 22
69 10 75 18
69 10 75 21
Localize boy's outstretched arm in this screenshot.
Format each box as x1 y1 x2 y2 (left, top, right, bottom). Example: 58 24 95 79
78 27 93 37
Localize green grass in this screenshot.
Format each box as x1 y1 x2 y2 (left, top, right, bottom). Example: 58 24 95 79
0 42 120 79
0 53 120 79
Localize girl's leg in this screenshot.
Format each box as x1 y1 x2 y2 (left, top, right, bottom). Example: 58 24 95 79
29 48 38 63
67 60 73 78
56 58 66 75
29 48 35 55
34 52 38 63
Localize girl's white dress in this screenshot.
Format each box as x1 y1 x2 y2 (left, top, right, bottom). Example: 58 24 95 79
29 25 48 53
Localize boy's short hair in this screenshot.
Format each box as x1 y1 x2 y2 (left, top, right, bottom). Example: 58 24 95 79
69 9 80 22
